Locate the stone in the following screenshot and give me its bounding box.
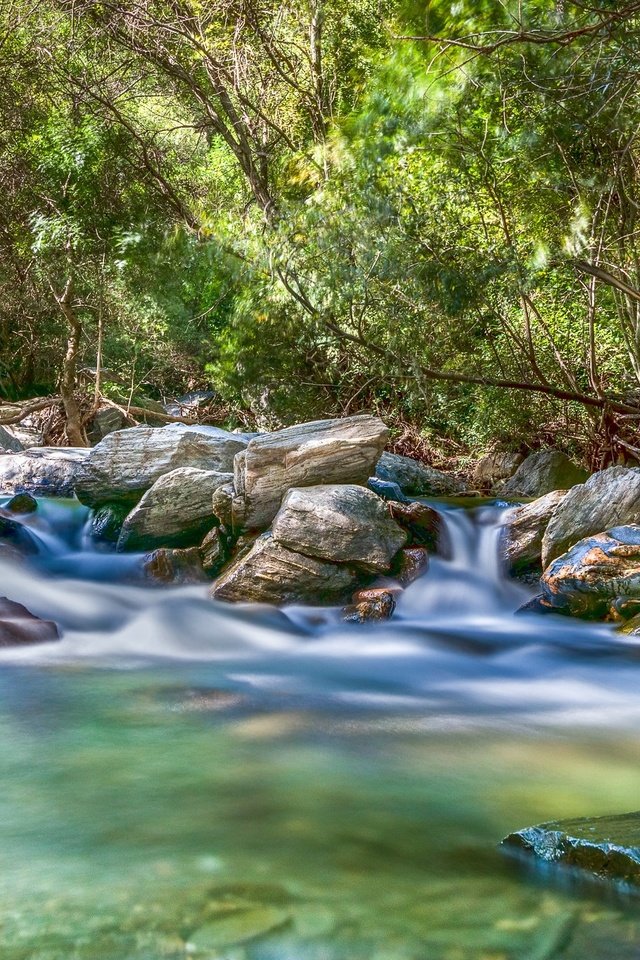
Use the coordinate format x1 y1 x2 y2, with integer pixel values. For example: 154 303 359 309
271 485 407 573
367 476 410 502
117 468 232 552
393 546 429 585
375 451 464 497
540 525 640 618
501 490 568 575
89 503 130 543
0 425 24 453
188 906 290 951
542 466 640 568
472 450 524 488
232 416 389 531
0 512 40 555
4 492 37 514
86 406 126 444
388 501 442 552
344 588 397 623
200 526 228 576
502 811 640 888
75 424 248 508
211 534 360 605
501 450 588 499
212 481 235 529
0 447 89 497
143 547 209 584
0 597 59 646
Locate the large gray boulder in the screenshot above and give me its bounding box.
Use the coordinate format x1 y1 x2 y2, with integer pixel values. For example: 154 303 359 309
232 416 388 531
211 534 360 605
501 489 568 575
0 447 89 497
0 426 24 453
75 424 248 507
542 466 640 567
472 450 523 488
271 485 407 573
117 468 232 552
374 452 463 497
501 450 587 499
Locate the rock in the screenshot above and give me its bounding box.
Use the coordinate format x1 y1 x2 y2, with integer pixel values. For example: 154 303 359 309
0 512 40 555
86 406 126 444
502 811 640 888
271 485 407 573
89 503 130 543
344 588 397 623
375 451 464 497
200 526 228 576
542 466 640 567
388 501 442 552
211 534 360 605
540 525 640 618
393 546 429 585
501 490 568 575
117 468 232 552
232 415 388 531
212 481 235 529
472 450 524 488
0 597 59 646
143 547 209 584
0 425 24 453
188 906 290 951
501 450 588 499
0 447 89 497
163 390 216 416
75 424 248 507
367 476 410 502
4 492 37 514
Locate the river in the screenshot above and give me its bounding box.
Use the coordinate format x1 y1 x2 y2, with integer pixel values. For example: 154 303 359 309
1 497 640 959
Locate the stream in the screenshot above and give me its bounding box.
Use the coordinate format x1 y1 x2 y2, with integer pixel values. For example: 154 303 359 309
2 497 640 959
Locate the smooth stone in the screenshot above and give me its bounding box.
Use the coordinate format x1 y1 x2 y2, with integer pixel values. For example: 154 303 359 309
502 811 640 888
211 534 360 605
89 503 130 543
501 450 588 499
473 450 523 488
501 490 568 575
542 467 640 567
4 492 37 514
387 500 442 552
393 546 429 585
0 425 25 453
271 484 407 573
188 906 290 950
232 416 389 531
375 451 464 496
143 547 209 584
117 468 232 552
0 447 89 497
0 597 59 646
0 511 40 555
200 526 228 576
75 424 248 507
343 588 397 623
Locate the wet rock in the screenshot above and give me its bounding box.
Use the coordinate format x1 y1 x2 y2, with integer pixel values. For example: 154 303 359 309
501 450 588 499
143 547 209 584
502 811 640 888
211 534 360 605
117 468 232 552
4 492 37 514
388 501 442 552
0 425 24 453
0 511 40 555
0 597 58 646
472 450 524 488
75 424 248 508
86 406 126 444
393 546 429 585
232 416 388 532
271 485 407 573
212 481 235 529
89 502 130 544
344 588 397 623
541 525 640 618
542 467 640 567
375 451 463 497
501 490 568 575
200 526 228 576
0 447 89 497
188 906 290 951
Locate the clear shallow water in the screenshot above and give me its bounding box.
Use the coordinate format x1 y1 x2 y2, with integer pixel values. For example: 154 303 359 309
2 497 640 959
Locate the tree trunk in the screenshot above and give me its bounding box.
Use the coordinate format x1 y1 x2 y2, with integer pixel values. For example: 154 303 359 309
55 277 87 447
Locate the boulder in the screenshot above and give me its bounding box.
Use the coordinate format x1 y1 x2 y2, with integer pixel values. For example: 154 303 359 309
5 492 37 514
0 447 89 497
232 416 388 531
86 406 126 444
0 511 40 556
117 468 232 552
75 424 248 508
199 526 228 576
502 811 640 888
344 588 397 623
143 547 209 584
541 525 640 618
388 500 443 553
501 450 588 499
0 597 59 646
212 481 234 529
472 450 524 488
501 490 568 575
542 466 640 568
0 426 24 453
375 451 463 497
211 534 360 605
89 503 130 544
271 485 407 573
393 546 429 585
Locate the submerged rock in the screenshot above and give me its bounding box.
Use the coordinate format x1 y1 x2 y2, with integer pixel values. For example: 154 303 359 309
0 597 58 646
501 450 587 499
271 484 407 573
0 510 40 555
117 467 232 552
541 525 640 618
232 415 388 532
143 547 209 584
188 905 290 950
501 489 568 575
0 447 89 497
375 451 463 497
344 587 397 623
502 811 640 888
542 467 640 567
211 534 360 605
75 424 248 508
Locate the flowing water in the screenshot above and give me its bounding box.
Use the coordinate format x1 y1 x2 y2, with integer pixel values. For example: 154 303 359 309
2 497 640 959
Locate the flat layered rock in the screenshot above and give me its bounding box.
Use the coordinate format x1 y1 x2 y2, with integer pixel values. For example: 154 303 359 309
271 484 407 573
501 450 588 499
542 467 640 567
0 447 89 497
375 451 463 497
501 490 568 575
232 416 388 531
75 424 248 507
211 534 360 605
502 811 640 888
0 597 59 646
117 468 232 552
